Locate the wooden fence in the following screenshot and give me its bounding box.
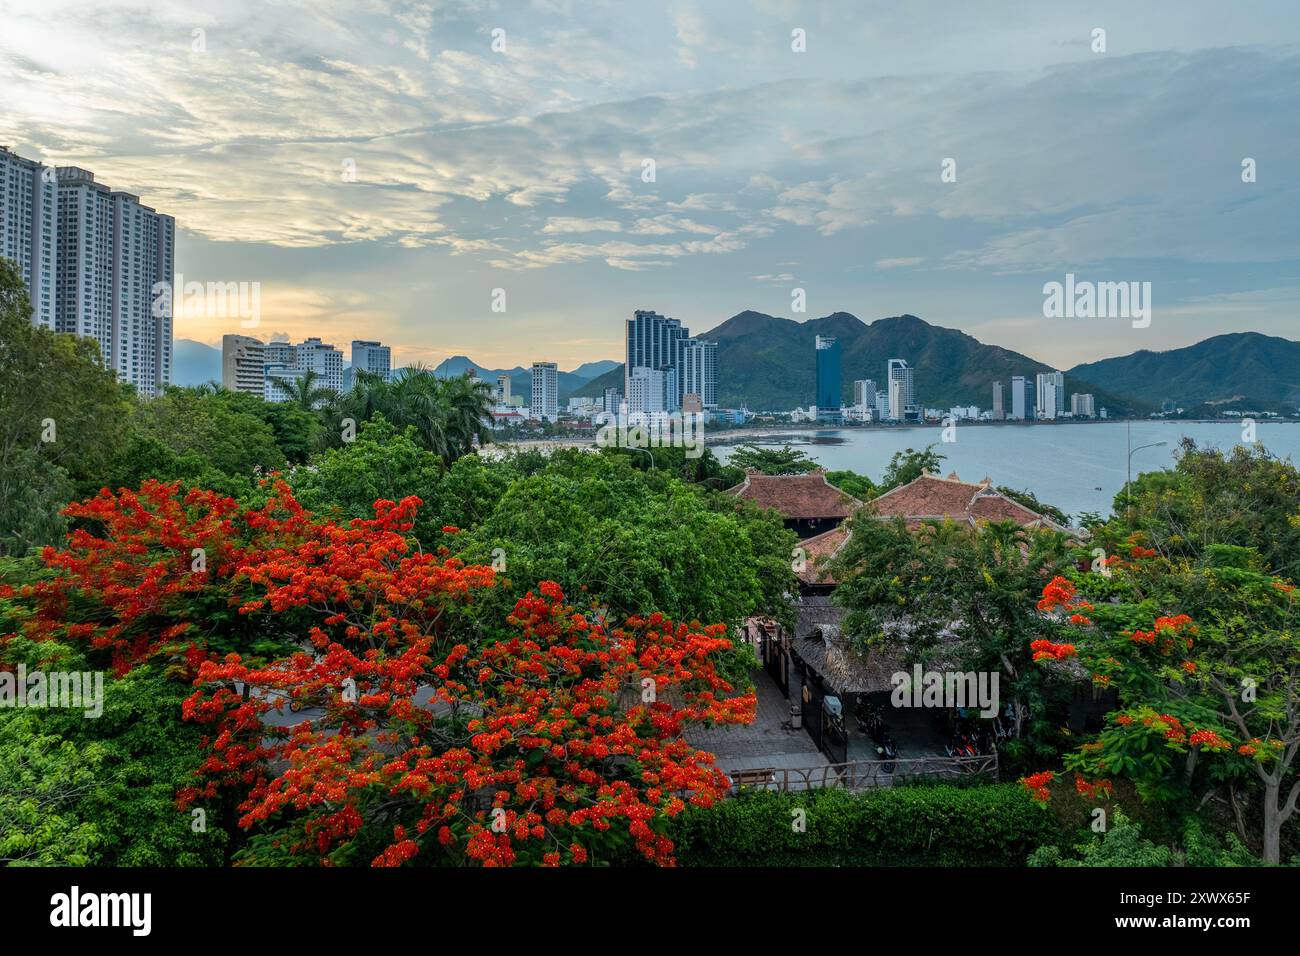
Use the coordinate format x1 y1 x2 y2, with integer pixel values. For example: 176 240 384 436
727 752 999 793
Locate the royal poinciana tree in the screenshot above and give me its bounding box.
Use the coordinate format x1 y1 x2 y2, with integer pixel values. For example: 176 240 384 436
8 480 755 866
1024 541 1300 864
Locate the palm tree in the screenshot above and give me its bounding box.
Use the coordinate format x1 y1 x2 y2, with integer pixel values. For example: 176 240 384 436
274 369 335 412
338 366 492 467
440 374 494 461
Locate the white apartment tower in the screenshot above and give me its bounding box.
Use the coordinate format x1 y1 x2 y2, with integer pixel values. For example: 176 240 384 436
531 361 558 421
681 338 718 409
627 366 667 415
294 337 344 393
222 334 266 395
887 359 916 421
0 146 58 329
1036 371 1065 420
56 165 175 396
351 340 392 382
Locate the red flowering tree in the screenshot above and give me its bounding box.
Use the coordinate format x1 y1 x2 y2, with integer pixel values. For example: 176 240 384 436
10 480 755 866
1022 543 1300 863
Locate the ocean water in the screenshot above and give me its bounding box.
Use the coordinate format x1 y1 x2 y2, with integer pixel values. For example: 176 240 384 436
713 421 1300 520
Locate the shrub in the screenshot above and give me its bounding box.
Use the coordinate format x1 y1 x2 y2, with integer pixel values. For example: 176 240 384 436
672 783 1058 867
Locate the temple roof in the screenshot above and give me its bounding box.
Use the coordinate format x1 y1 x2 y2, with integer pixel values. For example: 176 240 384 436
727 469 862 520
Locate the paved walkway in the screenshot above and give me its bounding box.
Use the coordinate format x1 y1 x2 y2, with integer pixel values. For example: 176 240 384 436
685 668 828 773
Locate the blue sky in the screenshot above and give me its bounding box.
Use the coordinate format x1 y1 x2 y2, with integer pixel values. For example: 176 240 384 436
2 0 1297 370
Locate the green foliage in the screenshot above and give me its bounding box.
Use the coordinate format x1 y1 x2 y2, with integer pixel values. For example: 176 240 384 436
1102 441 1300 582
599 445 744 489
450 450 797 636
0 258 131 555
672 784 1058 866
878 444 945 491
1029 810 1259 867
0 712 106 865
727 443 820 475
996 485 1070 527
824 469 875 500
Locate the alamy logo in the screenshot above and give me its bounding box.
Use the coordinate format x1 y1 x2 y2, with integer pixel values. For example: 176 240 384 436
0 664 103 718
890 665 1000 718
595 406 705 459
50 886 151 936
1043 273 1151 328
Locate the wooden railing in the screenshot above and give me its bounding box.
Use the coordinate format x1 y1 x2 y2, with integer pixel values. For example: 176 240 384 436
727 753 998 793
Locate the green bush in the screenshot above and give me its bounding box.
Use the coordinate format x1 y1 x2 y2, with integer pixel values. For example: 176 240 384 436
671 784 1058 867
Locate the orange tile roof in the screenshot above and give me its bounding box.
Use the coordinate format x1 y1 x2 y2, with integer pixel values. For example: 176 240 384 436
869 473 1069 532
727 469 862 520
796 525 851 584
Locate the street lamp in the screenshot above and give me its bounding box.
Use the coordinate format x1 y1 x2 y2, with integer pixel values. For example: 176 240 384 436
1125 420 1167 509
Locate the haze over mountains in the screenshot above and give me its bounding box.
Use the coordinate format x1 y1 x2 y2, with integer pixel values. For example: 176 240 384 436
176 315 1300 415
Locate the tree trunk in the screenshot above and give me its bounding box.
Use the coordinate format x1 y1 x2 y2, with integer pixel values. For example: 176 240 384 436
1263 780 1282 866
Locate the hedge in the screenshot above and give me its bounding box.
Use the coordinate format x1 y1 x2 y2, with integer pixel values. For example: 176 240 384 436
670 783 1058 867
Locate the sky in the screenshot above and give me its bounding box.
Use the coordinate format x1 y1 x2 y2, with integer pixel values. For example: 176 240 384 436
2 0 1298 371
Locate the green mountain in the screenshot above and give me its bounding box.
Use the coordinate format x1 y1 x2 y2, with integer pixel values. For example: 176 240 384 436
1065 332 1300 410
697 311 1133 412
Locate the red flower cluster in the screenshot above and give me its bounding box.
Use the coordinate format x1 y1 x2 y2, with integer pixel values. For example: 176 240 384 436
1020 770 1055 804
1073 773 1113 800
1030 639 1077 662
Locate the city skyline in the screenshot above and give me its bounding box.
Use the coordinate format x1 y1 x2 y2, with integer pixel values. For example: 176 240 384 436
3 1 1299 371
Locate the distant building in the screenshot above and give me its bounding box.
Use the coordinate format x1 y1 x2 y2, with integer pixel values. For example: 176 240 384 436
264 340 296 366
294 337 344 393
887 359 918 421
222 334 266 395
602 386 622 414
625 309 690 410
626 366 666 415
496 374 512 404
264 363 305 403
853 378 876 407
351 340 391 383
682 393 704 414
1071 393 1096 418
1036 372 1065 420
0 146 58 329
1010 375 1028 420
991 381 1005 420
681 338 719 408
815 335 842 424
531 361 558 421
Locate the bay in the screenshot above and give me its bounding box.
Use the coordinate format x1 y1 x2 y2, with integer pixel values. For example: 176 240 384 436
713 420 1300 521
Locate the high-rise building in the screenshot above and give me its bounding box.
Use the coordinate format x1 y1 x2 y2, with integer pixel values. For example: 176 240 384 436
531 361 558 421
294 337 344 393
602 386 623 415
854 379 876 408
625 309 690 410
815 335 842 423
991 381 1005 420
351 340 391 382
0 146 58 329
681 338 718 408
875 389 889 421
1036 371 1065 420
264 340 295 366
222 334 266 395
1011 375 1027 419
497 374 512 404
264 363 305 403
53 164 175 395
1071 393 1096 418
887 359 917 421
626 366 666 415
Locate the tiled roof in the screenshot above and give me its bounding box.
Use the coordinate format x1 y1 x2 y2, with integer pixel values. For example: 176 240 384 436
869 472 1070 532
727 469 862 520
796 525 850 585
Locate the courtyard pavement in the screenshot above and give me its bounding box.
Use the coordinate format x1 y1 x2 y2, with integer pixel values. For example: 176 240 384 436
685 667 829 774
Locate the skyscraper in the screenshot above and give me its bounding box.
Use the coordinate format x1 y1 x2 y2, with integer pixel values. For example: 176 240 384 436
815 335 842 423
0 146 58 329
625 309 690 411
681 338 718 409
222 334 266 395
626 366 666 415
56 165 175 396
1011 375 1027 419
1036 371 1065 420
991 381 1005 420
351 340 392 382
854 379 877 408
887 358 917 421
531 361 558 421
1071 393 1096 417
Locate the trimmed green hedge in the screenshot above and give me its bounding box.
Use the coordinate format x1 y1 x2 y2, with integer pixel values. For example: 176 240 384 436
671 783 1058 867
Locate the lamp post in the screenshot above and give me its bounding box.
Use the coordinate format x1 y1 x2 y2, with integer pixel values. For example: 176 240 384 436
1125 420 1167 509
